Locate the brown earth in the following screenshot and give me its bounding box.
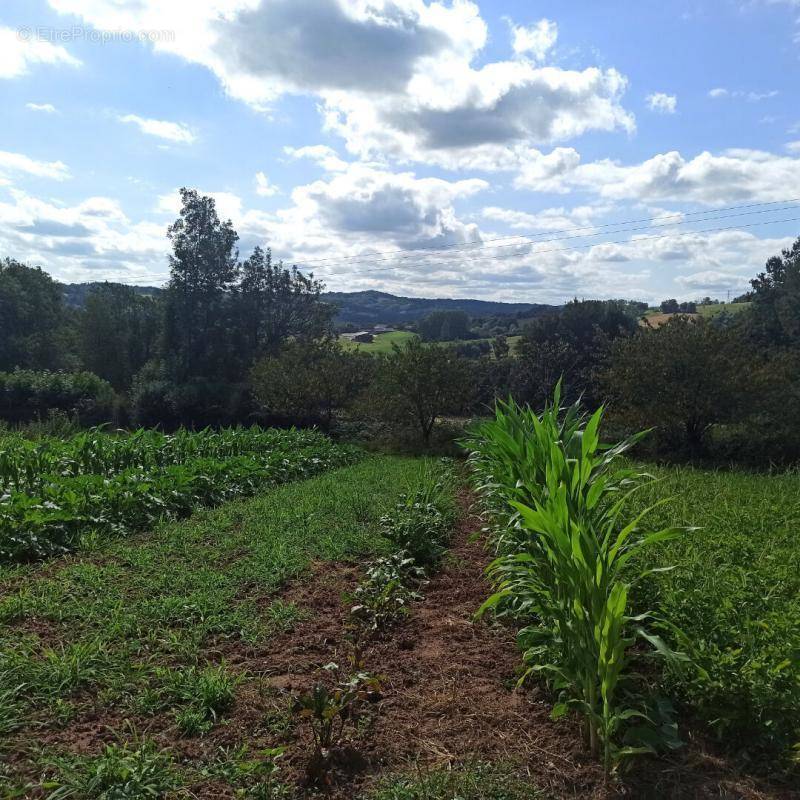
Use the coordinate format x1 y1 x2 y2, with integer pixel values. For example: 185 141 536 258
8 492 799 800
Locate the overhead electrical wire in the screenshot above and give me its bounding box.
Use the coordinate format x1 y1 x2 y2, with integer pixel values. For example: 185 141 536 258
307 214 800 278
289 197 800 272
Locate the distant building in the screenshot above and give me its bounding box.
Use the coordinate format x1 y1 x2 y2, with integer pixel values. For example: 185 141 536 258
372 324 395 333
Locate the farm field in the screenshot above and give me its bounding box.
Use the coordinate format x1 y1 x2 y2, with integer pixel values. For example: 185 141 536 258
339 330 418 353
0 425 798 798
339 330 523 355
629 464 800 764
0 427 356 562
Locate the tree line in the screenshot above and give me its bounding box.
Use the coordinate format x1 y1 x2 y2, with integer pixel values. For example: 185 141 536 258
1 187 799 464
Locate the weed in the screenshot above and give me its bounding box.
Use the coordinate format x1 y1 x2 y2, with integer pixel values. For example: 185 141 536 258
44 739 178 799
350 552 426 633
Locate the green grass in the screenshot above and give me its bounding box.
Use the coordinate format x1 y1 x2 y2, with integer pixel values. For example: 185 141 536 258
340 331 523 357
0 455 436 796
628 463 800 764
366 764 546 799
695 302 751 318
340 330 418 353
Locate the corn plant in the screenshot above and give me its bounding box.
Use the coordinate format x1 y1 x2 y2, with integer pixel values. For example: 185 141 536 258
466 383 691 774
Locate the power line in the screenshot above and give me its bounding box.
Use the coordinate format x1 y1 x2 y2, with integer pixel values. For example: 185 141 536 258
311 215 800 279
290 197 800 270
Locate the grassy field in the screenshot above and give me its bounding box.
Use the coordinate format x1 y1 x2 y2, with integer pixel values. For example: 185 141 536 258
339 331 523 356
629 463 800 763
339 330 418 353
696 301 751 318
0 456 434 797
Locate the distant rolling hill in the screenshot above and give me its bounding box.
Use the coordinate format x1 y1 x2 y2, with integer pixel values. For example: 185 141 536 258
321 290 554 326
61 283 555 324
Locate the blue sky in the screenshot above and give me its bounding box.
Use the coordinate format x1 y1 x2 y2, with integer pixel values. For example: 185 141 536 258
1 0 799 303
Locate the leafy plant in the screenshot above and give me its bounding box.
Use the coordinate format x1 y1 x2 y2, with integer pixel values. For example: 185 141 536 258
379 463 456 568
350 552 426 633
466 383 691 773
44 739 178 799
291 666 381 783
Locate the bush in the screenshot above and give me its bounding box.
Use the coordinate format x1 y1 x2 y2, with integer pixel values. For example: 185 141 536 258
131 365 252 428
379 464 456 568
0 370 114 425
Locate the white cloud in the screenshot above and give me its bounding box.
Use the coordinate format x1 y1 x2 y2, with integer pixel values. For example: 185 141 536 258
0 150 71 181
284 145 349 173
254 171 279 197
118 114 196 144
509 18 558 61
708 86 778 101
515 147 800 204
156 189 243 222
482 204 606 231
0 188 168 284
49 0 634 170
646 92 677 114
26 102 58 113
0 25 81 79
786 140 800 153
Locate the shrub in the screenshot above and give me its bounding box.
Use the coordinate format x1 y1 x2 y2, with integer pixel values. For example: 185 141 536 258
0 370 114 425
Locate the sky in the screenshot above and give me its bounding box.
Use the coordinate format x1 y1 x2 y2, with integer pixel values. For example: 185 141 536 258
1 0 799 304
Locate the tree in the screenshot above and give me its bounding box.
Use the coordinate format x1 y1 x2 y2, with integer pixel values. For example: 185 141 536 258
516 300 637 406
747 235 800 347
602 317 744 454
238 245 333 363
0 259 67 371
417 310 472 342
79 283 160 389
491 335 510 359
370 338 471 445
250 338 371 430
162 188 240 381
660 298 680 313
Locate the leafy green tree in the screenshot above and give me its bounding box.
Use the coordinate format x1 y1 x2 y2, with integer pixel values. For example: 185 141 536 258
417 310 472 342
370 338 471 445
602 317 744 454
239 245 332 362
162 188 240 381
250 338 371 430
79 283 160 389
747 235 800 346
0 259 67 371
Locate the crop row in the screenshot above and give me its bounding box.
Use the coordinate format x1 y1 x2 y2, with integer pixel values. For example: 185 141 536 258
0 428 358 562
465 386 689 774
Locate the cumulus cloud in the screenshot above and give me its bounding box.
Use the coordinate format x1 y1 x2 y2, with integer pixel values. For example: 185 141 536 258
118 114 196 144
48 0 634 170
0 150 71 181
26 102 58 113
0 188 167 283
509 18 558 61
515 147 800 204
481 204 606 231
0 26 81 79
254 171 280 196
646 92 677 114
